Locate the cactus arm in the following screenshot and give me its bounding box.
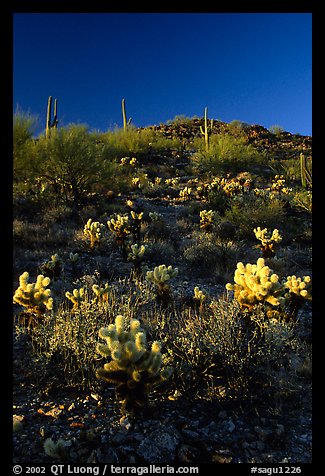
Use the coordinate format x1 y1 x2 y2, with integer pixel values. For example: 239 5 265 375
46 96 59 138
122 98 132 130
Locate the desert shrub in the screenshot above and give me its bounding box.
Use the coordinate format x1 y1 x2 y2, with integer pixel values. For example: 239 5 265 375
100 126 182 161
21 274 150 391
32 125 102 211
183 231 243 281
269 124 285 136
224 193 286 238
192 132 265 174
13 109 40 182
145 296 311 403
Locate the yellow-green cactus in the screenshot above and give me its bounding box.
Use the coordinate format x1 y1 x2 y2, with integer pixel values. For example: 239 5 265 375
253 227 282 258
179 187 192 201
69 252 79 263
107 214 131 239
284 275 312 301
128 243 147 262
225 258 285 310
65 287 86 309
193 286 208 309
13 272 53 315
83 218 105 249
96 315 173 415
199 209 216 231
40 253 63 278
146 264 178 295
92 283 110 303
149 211 163 222
283 274 312 318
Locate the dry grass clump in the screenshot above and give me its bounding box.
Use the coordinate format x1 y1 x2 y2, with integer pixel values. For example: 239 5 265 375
183 230 243 282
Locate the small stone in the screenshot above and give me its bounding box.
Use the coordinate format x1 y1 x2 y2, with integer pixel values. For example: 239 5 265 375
137 427 180 463
218 410 227 420
226 419 235 433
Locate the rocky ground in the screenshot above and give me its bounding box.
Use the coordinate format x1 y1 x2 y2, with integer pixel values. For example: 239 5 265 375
13 342 312 465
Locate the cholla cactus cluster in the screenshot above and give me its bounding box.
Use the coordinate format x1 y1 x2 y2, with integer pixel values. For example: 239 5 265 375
120 157 137 167
13 272 54 315
211 175 252 197
83 219 105 249
107 214 131 239
128 244 147 263
254 227 282 258
40 253 63 278
165 177 180 186
96 315 173 414
44 437 68 460
226 258 312 317
149 211 163 222
226 258 285 310
179 187 192 200
92 283 110 303
65 287 86 309
146 264 178 298
284 275 312 301
199 209 216 231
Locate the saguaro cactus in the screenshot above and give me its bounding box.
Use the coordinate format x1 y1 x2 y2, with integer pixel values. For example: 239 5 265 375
46 96 58 138
122 98 132 130
200 106 214 152
300 153 312 188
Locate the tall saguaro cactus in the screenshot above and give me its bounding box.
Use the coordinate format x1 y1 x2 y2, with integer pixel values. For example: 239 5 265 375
46 96 58 138
200 106 214 152
122 98 132 130
300 153 312 188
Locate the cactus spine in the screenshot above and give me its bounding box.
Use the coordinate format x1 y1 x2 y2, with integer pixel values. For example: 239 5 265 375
200 106 214 152
300 153 312 188
122 98 132 130
46 96 58 138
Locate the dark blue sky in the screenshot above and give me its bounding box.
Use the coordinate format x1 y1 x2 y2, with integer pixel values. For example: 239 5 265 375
13 12 312 136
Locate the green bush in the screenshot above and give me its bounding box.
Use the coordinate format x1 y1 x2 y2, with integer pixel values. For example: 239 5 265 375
224 193 286 238
33 125 102 210
13 110 40 182
100 126 183 161
192 132 265 174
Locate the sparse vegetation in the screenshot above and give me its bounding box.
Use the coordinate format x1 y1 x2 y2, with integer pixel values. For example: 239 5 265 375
13 111 312 464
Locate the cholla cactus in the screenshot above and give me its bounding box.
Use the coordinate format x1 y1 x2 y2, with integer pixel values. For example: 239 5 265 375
284 275 312 317
199 209 216 231
146 265 178 301
83 219 105 250
225 258 285 310
120 156 137 167
107 214 131 239
96 315 173 415
130 211 143 243
40 253 63 279
193 286 208 309
65 287 86 310
128 244 146 263
107 214 132 259
13 272 54 316
284 275 312 300
44 437 68 460
165 177 180 186
92 283 110 303
179 187 192 201
149 211 163 222
253 227 282 258
132 177 141 188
